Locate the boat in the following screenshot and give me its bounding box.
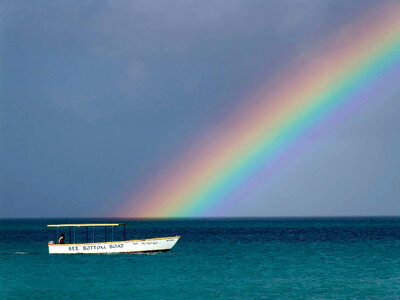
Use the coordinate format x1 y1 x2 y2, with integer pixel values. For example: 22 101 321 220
47 223 180 254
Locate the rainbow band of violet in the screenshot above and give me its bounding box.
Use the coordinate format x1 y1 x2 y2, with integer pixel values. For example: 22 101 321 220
118 3 400 218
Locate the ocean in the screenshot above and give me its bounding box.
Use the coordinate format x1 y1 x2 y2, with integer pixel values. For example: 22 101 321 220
1 217 399 299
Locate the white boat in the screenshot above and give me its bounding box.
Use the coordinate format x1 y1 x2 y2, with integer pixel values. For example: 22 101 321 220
47 223 180 254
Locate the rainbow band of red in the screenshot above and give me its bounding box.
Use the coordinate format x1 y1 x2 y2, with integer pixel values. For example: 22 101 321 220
118 3 400 218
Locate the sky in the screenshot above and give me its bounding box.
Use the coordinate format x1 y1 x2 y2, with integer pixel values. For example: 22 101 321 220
1 0 399 218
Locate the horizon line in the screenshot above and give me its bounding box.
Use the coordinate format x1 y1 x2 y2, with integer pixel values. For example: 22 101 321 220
1 215 400 220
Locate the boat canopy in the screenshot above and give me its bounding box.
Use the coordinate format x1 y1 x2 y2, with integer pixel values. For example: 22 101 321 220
47 224 122 227
47 223 128 245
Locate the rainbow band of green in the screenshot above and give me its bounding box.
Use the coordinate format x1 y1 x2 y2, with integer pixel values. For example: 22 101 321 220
177 31 400 216
117 5 400 218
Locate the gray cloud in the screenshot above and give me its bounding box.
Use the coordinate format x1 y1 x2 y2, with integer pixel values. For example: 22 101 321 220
2 0 364 120
2 0 399 217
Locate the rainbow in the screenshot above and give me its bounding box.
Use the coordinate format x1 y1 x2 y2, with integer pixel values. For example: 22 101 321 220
118 3 400 218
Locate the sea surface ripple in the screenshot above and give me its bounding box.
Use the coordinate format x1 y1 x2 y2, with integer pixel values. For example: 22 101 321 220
1 217 400 299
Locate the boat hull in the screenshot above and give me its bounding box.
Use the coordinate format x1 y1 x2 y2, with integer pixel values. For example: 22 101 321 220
48 236 180 254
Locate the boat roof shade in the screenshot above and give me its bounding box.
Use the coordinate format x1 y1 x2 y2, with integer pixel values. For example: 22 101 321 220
47 224 124 227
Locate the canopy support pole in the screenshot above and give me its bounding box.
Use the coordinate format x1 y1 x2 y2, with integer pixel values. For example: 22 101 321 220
111 226 114 241
93 227 95 243
73 227 76 244
124 224 126 241
69 227 71 244
105 226 107 242
86 227 88 243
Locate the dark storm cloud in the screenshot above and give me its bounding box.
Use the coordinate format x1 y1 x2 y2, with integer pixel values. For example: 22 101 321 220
1 0 399 217
2 0 366 120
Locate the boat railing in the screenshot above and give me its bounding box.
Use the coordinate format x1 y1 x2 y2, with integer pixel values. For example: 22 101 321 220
47 223 127 245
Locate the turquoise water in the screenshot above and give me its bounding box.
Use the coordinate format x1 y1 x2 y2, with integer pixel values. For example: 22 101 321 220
1 218 400 299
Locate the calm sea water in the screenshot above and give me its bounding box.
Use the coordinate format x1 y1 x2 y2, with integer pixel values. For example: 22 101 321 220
1 218 400 299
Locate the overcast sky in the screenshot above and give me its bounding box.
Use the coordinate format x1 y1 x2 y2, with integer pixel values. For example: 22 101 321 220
1 0 399 218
